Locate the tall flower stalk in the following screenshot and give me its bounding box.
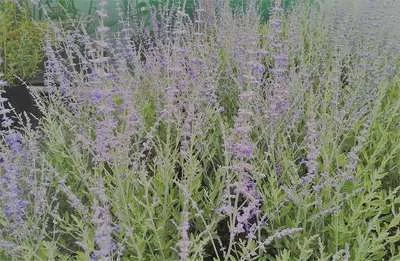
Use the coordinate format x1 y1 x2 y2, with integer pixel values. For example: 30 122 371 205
178 189 190 261
301 94 320 185
91 178 114 260
221 90 262 256
268 0 290 124
0 89 28 233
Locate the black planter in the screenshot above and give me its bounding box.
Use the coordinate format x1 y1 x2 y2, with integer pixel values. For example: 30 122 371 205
0 85 42 130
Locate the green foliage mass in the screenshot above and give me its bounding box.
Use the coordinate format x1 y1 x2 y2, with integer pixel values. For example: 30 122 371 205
0 1 45 84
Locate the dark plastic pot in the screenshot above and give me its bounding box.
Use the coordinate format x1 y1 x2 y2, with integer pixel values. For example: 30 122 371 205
0 85 42 130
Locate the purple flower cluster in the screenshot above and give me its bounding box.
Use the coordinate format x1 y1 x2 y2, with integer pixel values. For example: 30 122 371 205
93 117 118 163
232 33 266 89
301 101 320 185
91 179 114 260
4 131 24 154
0 139 28 230
178 209 190 261
268 1 290 123
225 91 255 161
232 176 262 239
0 86 28 229
90 85 141 165
0 154 28 226
226 109 255 161
180 102 195 159
222 91 262 240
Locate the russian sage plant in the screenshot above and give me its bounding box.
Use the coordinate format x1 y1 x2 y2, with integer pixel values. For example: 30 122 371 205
1 0 400 260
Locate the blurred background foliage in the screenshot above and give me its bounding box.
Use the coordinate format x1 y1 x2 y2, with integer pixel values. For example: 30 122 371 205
0 1 46 84
0 0 298 85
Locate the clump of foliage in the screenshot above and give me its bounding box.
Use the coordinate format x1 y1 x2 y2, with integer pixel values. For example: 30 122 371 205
1 0 400 260
0 1 46 84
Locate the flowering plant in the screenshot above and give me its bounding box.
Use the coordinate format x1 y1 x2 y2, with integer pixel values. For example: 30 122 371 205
1 0 400 260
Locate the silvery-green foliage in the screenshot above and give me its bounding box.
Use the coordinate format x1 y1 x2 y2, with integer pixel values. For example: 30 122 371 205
1 0 400 260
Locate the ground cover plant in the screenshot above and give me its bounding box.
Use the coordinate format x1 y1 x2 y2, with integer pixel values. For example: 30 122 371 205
1 0 400 260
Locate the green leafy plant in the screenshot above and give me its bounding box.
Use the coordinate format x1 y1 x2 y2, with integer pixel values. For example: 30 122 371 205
0 1 46 84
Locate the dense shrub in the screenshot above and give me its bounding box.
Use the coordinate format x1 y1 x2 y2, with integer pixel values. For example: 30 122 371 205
1 0 400 260
0 1 45 84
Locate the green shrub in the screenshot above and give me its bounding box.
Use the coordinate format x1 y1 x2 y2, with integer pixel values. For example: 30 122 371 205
0 1 46 84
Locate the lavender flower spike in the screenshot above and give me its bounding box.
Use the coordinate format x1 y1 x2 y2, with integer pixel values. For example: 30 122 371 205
178 209 190 261
91 179 114 260
0 131 27 229
268 0 290 124
221 90 263 241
